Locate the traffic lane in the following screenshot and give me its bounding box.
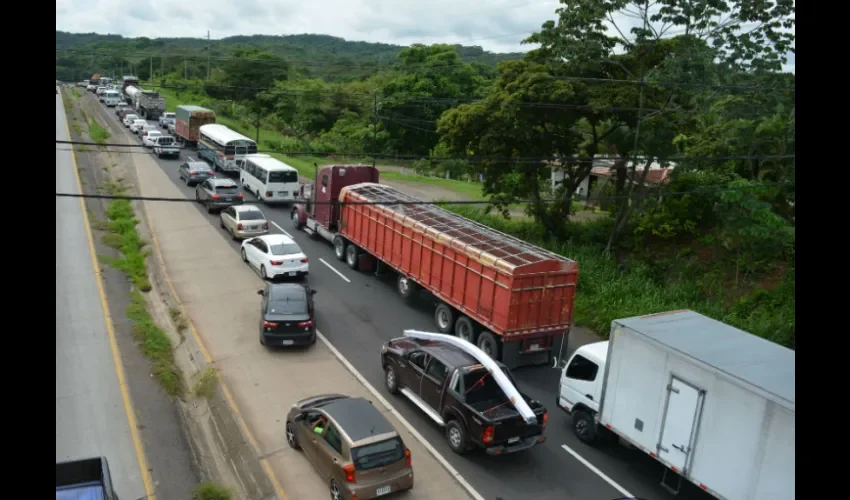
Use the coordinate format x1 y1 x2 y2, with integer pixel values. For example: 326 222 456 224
98 101 710 500
56 96 147 500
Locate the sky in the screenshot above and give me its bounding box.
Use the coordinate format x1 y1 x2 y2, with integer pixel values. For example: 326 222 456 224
55 0 795 72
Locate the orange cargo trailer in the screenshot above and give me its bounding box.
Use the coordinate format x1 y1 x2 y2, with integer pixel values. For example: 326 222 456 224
338 183 578 369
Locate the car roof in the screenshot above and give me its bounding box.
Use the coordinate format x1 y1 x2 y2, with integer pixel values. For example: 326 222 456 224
258 233 294 245
402 338 505 370
320 397 396 444
185 161 209 168
233 204 263 212
210 177 237 185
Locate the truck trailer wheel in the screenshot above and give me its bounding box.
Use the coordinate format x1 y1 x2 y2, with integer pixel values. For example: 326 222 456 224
434 303 455 334
397 275 418 302
345 244 360 270
454 316 478 343
333 236 347 261
476 331 501 360
572 411 598 444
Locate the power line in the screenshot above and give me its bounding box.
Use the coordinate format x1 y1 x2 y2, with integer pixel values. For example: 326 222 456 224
54 141 796 164
56 181 793 206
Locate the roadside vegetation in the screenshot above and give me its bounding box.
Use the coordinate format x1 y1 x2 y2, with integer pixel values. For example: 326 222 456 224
57 0 794 346
192 482 232 500
88 119 110 144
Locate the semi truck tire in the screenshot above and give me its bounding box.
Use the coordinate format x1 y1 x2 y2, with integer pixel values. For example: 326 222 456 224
345 244 360 270
476 331 501 359
434 303 455 334
291 209 304 229
397 275 418 302
572 410 598 444
333 236 346 261
454 317 478 343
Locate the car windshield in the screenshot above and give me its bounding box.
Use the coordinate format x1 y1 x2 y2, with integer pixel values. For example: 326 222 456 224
148 131 161 136
158 137 174 145
189 165 209 172
214 185 239 193
351 437 405 471
268 293 307 315
239 210 264 221
269 242 301 256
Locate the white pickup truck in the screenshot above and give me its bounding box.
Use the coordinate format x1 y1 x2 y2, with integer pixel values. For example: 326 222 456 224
152 135 180 159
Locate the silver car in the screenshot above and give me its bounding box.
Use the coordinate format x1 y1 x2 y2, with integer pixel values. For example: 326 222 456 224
219 205 269 240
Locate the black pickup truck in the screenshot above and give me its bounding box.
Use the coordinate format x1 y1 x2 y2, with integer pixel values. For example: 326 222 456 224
56 456 118 499
381 337 548 455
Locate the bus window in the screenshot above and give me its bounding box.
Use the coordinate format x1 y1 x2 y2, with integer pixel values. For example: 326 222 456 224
269 170 298 183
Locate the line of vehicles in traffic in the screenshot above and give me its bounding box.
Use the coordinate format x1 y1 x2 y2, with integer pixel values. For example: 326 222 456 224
78 85 795 500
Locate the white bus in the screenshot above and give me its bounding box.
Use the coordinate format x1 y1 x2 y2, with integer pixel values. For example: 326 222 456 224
102 90 122 107
240 155 300 204
197 124 258 173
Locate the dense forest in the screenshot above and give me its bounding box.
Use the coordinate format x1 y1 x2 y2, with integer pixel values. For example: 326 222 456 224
56 0 795 347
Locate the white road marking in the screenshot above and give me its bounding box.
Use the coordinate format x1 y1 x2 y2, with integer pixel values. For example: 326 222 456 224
315 329 486 500
561 444 634 498
318 258 351 283
269 220 292 238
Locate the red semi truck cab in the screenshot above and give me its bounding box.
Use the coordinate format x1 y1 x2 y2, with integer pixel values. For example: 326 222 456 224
291 165 578 369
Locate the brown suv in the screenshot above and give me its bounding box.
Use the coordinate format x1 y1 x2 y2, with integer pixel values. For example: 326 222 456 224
286 394 414 500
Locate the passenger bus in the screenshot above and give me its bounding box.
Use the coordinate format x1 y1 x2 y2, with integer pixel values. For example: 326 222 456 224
197 124 258 173
240 155 300 204
102 90 122 107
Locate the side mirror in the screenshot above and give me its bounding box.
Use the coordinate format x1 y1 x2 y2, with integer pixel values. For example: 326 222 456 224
310 290 317 296
257 290 264 296
293 413 305 422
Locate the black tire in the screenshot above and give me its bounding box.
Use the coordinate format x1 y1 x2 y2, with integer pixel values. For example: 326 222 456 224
241 248 248 262
206 202 213 214
573 410 598 444
397 275 418 302
333 235 346 261
476 331 501 360
260 265 268 280
291 209 304 229
455 316 478 344
219 218 225 229
434 303 455 334
445 420 469 455
329 480 343 500
195 190 200 202
345 244 360 270
385 366 400 394
285 421 300 450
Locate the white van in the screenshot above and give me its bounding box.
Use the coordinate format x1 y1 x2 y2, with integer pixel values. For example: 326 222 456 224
102 90 122 107
240 155 300 204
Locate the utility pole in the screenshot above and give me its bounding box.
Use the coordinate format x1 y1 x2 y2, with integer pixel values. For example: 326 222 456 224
206 31 211 80
372 90 379 168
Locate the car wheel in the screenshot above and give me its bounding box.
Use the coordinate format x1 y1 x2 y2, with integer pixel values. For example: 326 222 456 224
206 201 213 214
219 217 225 229
385 366 400 394
230 228 238 241
573 411 598 444
455 316 478 344
195 190 200 202
285 421 300 450
241 248 248 263
260 265 268 280
345 244 360 270
445 420 469 455
329 480 343 500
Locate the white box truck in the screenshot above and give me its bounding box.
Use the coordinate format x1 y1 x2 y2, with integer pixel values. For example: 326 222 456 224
557 310 794 500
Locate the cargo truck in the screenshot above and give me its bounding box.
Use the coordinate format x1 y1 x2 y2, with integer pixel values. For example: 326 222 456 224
175 105 216 146
291 165 578 369
56 456 118 499
557 310 795 500
121 76 139 94
124 85 141 109
138 90 166 120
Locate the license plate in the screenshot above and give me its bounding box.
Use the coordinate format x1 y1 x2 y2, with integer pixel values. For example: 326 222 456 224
376 486 391 496
529 344 540 351
288 271 297 276
508 437 520 444
279 191 288 196
251 225 260 230
280 340 294 346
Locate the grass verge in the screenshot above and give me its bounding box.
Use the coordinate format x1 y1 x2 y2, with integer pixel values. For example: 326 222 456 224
127 291 184 397
192 368 219 400
193 482 232 500
89 120 111 144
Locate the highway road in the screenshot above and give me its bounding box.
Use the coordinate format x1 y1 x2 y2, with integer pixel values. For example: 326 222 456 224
90 95 714 500
56 95 149 500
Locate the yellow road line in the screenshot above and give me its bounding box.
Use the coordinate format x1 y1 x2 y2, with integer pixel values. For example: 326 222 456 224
61 94 156 499
146 204 288 500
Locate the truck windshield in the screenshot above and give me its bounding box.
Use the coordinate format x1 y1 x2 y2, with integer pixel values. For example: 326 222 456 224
351 437 404 471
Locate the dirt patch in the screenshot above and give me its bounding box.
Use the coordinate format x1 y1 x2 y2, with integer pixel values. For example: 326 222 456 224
381 179 471 202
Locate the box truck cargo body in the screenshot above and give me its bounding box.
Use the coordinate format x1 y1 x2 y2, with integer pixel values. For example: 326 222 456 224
292 172 578 369
558 310 794 500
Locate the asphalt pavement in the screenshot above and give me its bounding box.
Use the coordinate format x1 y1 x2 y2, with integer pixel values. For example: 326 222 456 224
56 94 148 500
90 94 714 500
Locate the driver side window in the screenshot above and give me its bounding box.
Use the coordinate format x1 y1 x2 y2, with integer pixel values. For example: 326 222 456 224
408 351 429 371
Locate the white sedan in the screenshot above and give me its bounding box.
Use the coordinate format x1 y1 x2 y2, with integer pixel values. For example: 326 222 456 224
129 120 148 133
240 234 309 280
143 130 163 147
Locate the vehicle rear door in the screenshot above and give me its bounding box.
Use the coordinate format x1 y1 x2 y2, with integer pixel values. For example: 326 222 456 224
315 422 345 480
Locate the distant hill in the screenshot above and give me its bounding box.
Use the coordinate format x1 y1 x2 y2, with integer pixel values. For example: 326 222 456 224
55 31 525 81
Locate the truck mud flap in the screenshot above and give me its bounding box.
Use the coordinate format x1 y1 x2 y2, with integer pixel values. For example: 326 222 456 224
501 333 565 369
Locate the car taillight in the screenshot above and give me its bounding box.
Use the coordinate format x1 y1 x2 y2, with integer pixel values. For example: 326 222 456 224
263 222 269 230
404 449 411 468
343 464 356 483
482 426 495 444
270 260 284 266
211 194 221 200
237 223 243 230
208 171 215 176
300 258 308 263
237 193 243 199
297 320 313 328
542 412 549 427
265 191 272 197
263 320 278 328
